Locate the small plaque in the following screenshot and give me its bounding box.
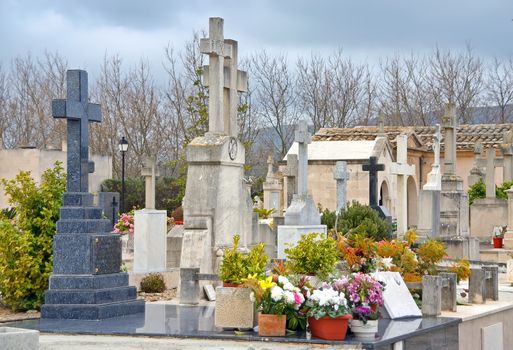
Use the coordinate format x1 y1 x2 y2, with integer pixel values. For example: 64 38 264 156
373 272 422 319
204 285 216 301
91 235 121 275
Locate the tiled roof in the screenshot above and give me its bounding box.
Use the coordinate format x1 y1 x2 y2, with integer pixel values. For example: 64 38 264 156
313 124 513 150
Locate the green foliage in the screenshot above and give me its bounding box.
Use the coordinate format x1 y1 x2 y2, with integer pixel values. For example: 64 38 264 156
468 178 513 205
219 235 268 284
322 201 392 241
284 233 339 280
253 207 276 219
101 176 185 213
140 273 167 293
0 162 66 310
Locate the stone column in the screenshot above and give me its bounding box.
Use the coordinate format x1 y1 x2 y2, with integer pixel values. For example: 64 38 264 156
504 188 513 249
141 157 159 210
485 148 497 199
442 104 457 176
334 161 349 212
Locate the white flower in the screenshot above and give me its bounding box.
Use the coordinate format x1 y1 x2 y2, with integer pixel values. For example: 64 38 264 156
284 290 295 304
382 257 394 269
249 292 255 302
278 276 289 285
283 282 295 291
270 286 284 301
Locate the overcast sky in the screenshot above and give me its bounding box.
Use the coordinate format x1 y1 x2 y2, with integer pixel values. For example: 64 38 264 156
1 0 512 81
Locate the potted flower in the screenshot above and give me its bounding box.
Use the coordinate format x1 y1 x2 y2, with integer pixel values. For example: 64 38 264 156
245 275 305 336
215 235 268 329
114 211 135 252
492 226 506 249
284 233 339 282
333 273 385 339
303 282 352 340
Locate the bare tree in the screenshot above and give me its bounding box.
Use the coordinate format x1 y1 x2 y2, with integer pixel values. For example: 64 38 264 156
251 51 299 157
429 46 484 123
485 57 513 123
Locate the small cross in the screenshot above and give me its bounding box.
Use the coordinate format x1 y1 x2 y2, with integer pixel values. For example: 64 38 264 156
53 70 101 193
295 120 311 145
362 156 385 208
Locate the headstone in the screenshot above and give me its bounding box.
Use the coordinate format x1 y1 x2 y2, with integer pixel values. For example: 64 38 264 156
263 154 283 216
204 285 216 301
134 209 167 273
422 275 441 316
439 104 478 259
141 157 159 210
390 134 415 234
418 125 442 239
98 192 120 229
372 272 422 319
277 120 326 259
334 161 349 212
41 70 144 320
182 17 252 279
282 154 298 207
481 323 504 350
283 120 321 225
362 156 390 220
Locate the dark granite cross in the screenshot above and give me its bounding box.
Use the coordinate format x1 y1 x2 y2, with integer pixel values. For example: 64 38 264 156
362 156 385 207
52 70 101 192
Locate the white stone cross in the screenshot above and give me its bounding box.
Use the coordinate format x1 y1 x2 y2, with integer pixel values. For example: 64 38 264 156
424 124 442 191
442 104 457 175
295 120 311 196
475 147 503 198
201 18 248 137
334 161 349 212
141 157 159 209
200 17 233 135
390 134 415 234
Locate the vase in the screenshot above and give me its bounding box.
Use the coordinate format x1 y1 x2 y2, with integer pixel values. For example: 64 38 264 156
258 313 286 336
308 314 352 340
350 319 378 339
493 237 503 248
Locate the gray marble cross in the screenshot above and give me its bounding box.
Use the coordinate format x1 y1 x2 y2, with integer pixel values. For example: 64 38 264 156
295 120 311 196
362 156 385 208
334 161 349 212
52 70 101 193
201 17 237 135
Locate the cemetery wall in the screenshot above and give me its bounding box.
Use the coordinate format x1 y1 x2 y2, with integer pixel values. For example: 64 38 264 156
0 148 112 208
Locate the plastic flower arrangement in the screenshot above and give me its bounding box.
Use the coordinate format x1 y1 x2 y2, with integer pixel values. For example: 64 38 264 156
303 282 351 320
245 275 306 317
114 211 134 235
333 273 385 324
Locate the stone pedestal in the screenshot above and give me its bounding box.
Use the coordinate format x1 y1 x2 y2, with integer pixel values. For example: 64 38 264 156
277 225 327 259
284 193 321 226
134 209 167 273
41 192 144 320
470 198 507 241
215 287 256 329
417 190 441 240
182 134 252 274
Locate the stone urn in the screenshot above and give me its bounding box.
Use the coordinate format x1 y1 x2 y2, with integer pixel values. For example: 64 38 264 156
215 286 256 329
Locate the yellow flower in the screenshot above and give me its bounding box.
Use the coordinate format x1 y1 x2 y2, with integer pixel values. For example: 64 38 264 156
258 275 275 291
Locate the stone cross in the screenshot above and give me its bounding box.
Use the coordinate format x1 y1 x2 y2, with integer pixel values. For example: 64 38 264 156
441 104 457 176
501 130 513 182
362 156 385 208
201 17 248 137
295 120 311 196
283 154 298 207
334 161 349 212
390 134 415 234
52 70 101 192
141 157 159 209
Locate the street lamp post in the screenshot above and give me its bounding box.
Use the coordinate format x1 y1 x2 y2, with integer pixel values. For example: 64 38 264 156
119 137 128 213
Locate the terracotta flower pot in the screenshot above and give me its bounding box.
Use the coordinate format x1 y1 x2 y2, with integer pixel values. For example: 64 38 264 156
350 319 378 339
258 313 286 336
308 314 352 340
222 282 243 288
493 237 503 249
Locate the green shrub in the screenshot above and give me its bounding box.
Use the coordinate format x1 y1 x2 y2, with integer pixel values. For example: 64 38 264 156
468 178 513 205
322 201 392 241
284 232 339 280
219 235 268 284
140 273 166 293
0 162 66 310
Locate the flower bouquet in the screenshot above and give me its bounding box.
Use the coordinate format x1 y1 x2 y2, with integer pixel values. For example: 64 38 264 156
114 211 134 235
245 275 306 336
334 273 385 339
303 282 352 340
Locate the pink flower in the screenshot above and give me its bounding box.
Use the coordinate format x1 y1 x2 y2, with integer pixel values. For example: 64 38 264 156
294 292 303 305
